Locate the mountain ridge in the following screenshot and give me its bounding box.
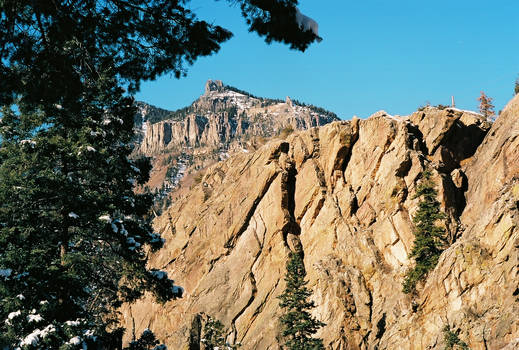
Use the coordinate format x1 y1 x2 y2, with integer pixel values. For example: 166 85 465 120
120 95 519 349
133 80 340 208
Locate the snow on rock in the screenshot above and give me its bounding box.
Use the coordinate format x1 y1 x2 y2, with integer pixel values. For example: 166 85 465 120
448 107 484 117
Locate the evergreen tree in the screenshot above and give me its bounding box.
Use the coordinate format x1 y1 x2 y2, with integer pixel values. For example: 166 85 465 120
515 75 519 95
477 91 496 121
201 316 239 350
0 1 319 348
124 329 165 350
278 252 324 350
403 169 447 294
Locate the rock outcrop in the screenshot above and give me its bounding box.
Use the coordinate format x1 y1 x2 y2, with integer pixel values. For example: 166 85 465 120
138 80 339 156
121 98 519 349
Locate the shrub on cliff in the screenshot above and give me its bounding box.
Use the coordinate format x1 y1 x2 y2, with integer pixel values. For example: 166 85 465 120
477 91 496 121
201 316 240 350
278 252 325 349
403 169 447 294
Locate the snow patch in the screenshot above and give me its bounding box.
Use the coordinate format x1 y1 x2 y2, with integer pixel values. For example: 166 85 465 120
28 314 43 323
68 336 82 345
99 215 111 222
448 107 484 117
69 212 79 219
65 319 81 326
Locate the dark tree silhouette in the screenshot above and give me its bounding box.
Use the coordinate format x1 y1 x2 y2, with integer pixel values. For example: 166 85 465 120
0 1 319 348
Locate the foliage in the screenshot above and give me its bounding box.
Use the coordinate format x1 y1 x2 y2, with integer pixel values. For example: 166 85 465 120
123 329 164 350
134 102 177 127
280 126 295 139
403 169 447 294
194 171 205 185
436 104 450 110
0 0 318 348
477 91 496 121
290 99 338 119
201 316 240 350
515 75 519 95
443 325 469 350
278 252 325 350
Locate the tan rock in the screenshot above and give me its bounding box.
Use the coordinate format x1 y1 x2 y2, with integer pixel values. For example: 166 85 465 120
121 98 519 349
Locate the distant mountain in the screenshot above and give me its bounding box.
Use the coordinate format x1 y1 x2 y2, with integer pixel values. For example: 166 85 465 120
133 80 340 209
136 79 339 155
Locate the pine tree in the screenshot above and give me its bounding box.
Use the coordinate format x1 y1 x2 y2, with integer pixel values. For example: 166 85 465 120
515 75 519 95
477 91 496 121
403 169 447 294
278 252 325 350
124 329 163 350
201 316 240 350
0 1 319 348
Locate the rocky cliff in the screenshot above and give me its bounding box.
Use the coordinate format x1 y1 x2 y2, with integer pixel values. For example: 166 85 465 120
138 80 339 156
121 96 519 349
133 80 339 206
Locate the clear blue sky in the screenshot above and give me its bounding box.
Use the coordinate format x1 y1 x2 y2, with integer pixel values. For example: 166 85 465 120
135 0 519 120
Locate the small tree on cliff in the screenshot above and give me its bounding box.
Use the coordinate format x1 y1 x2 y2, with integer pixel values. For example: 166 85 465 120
403 169 447 294
515 75 519 95
199 316 240 350
278 252 325 350
477 91 496 121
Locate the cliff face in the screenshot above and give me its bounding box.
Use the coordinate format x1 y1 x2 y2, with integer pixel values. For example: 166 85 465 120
121 97 519 349
138 80 338 156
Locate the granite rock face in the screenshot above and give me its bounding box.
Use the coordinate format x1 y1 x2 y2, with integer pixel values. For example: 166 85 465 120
121 98 519 349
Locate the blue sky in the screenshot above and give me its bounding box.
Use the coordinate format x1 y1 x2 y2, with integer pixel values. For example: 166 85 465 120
136 0 519 120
